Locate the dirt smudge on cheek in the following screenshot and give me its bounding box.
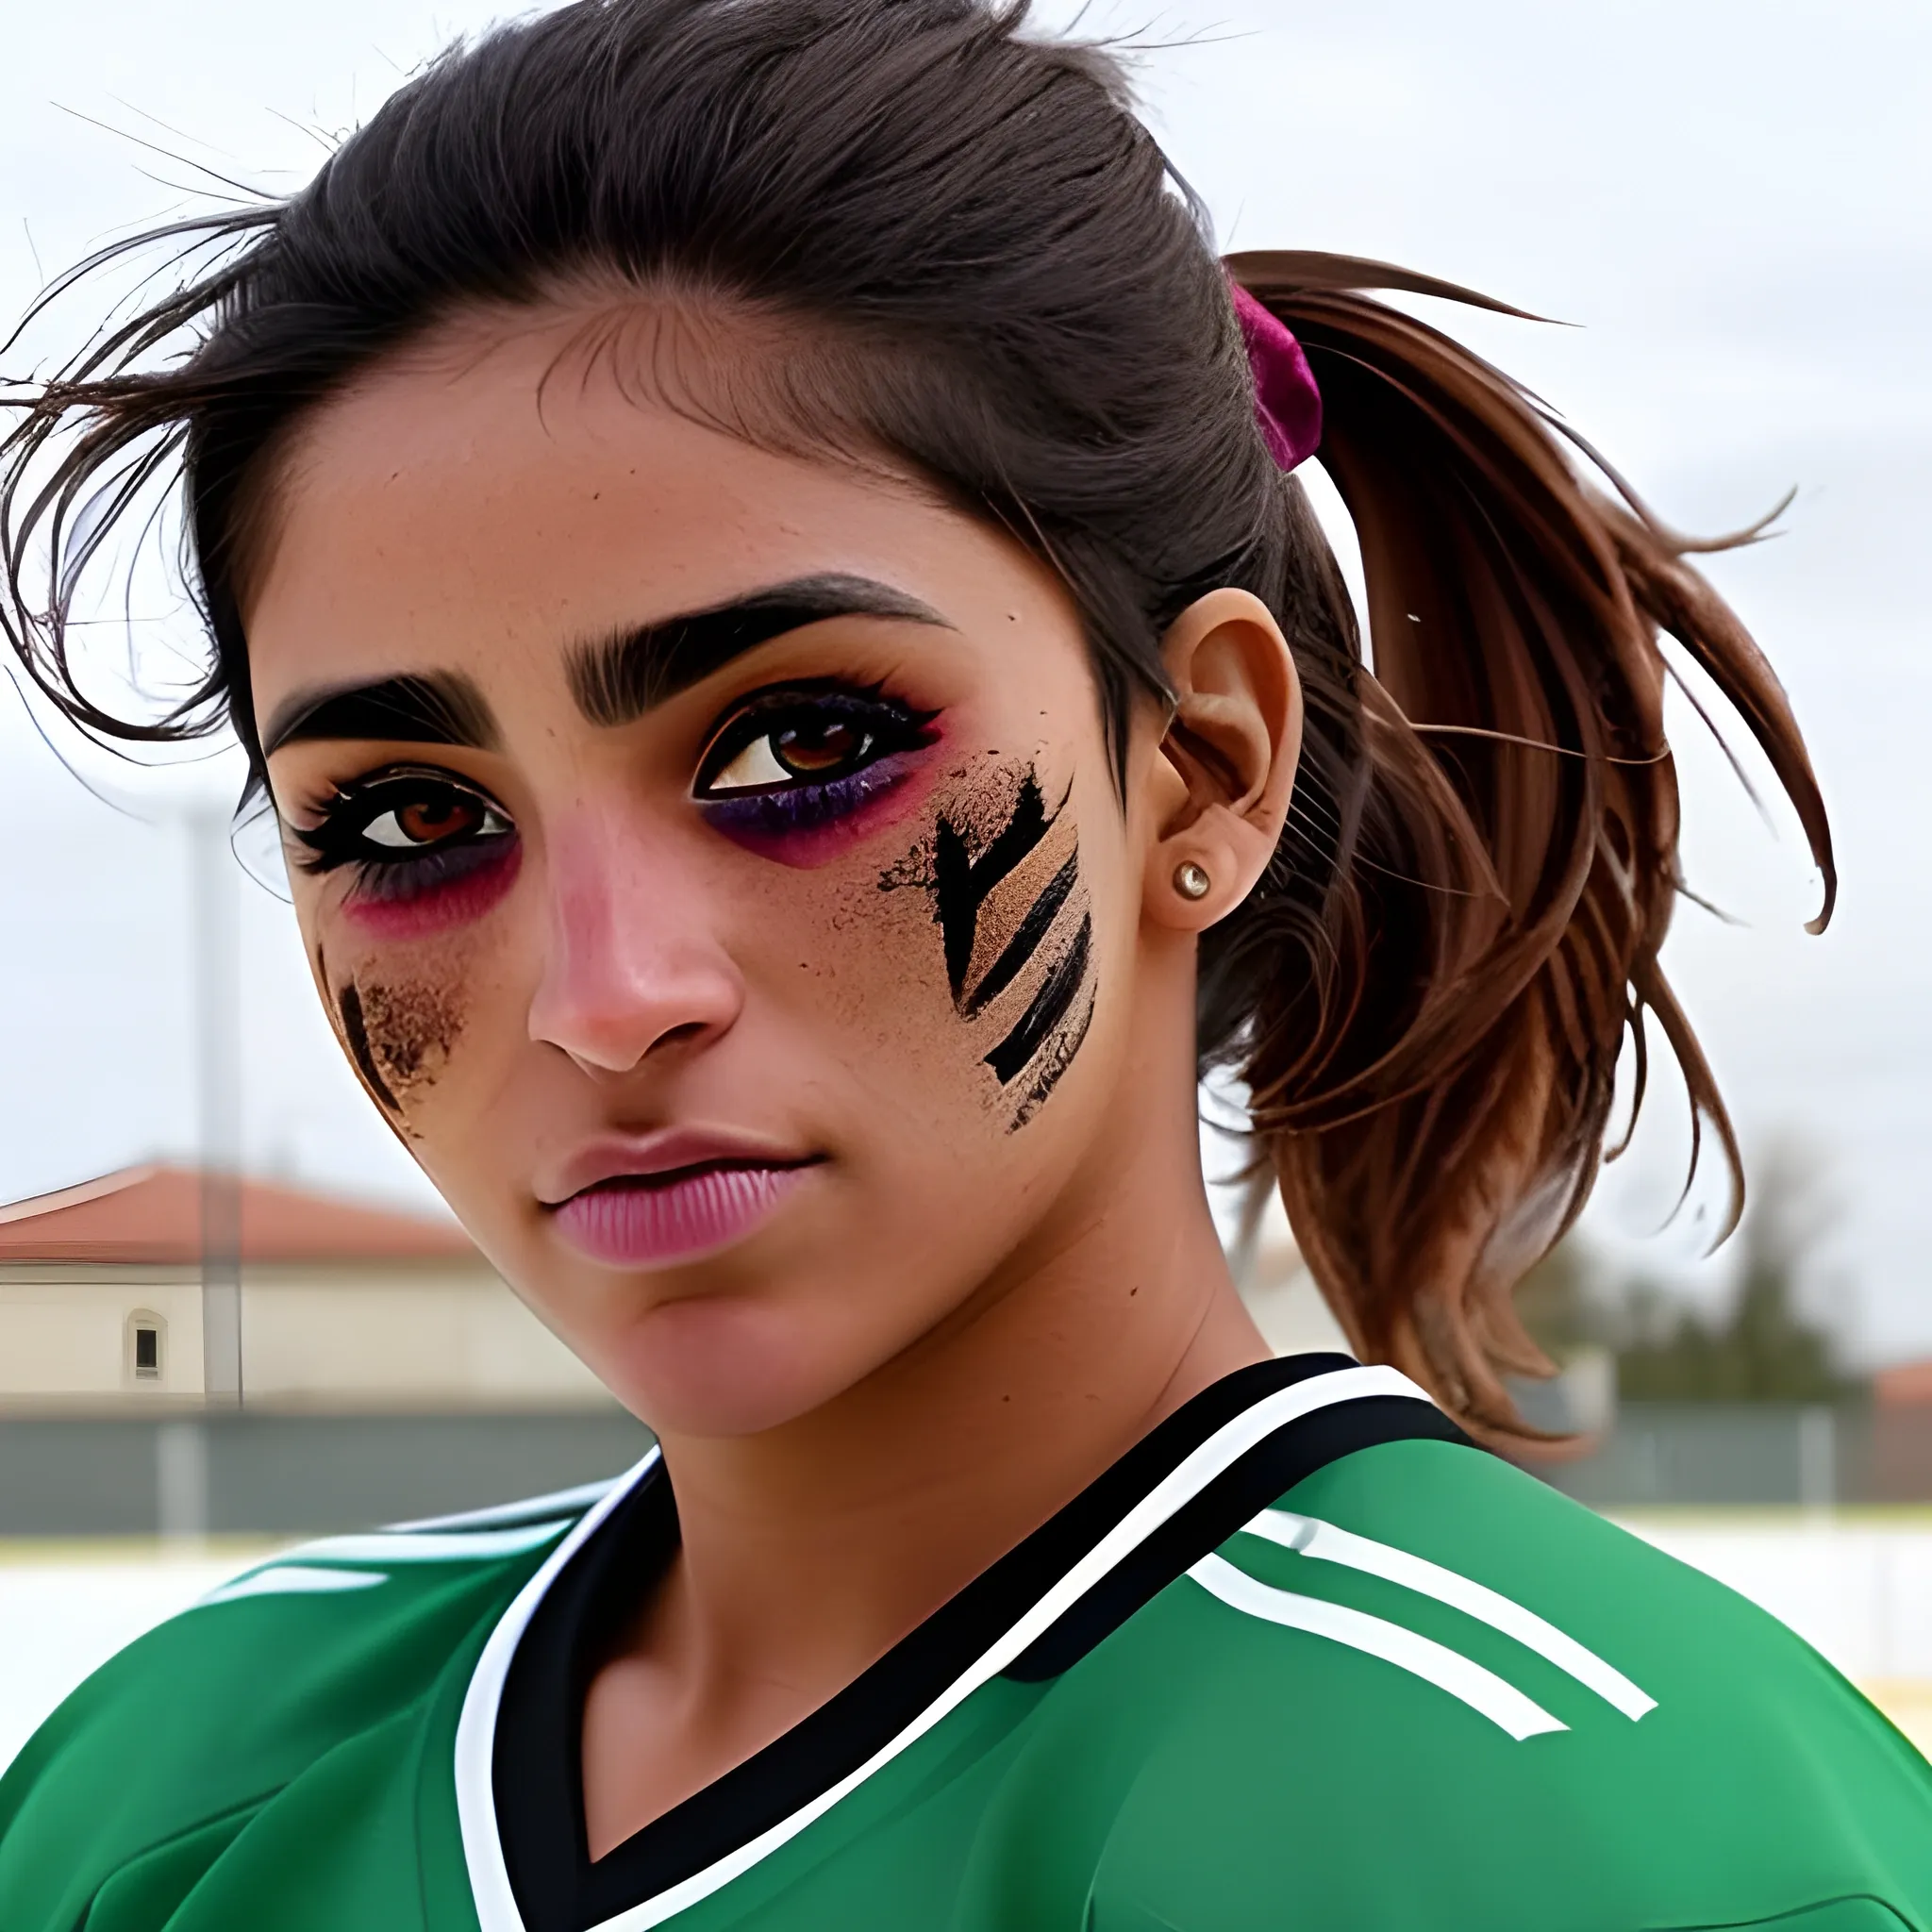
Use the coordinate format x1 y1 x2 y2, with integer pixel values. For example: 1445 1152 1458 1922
336 982 402 1111
350 977 465 1110
314 941 464 1121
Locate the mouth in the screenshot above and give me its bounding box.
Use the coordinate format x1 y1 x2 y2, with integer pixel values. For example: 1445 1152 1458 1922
542 1134 821 1269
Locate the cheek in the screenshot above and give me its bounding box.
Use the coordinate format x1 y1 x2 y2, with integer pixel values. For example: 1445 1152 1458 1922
312 933 486 1128
870 758 1102 1134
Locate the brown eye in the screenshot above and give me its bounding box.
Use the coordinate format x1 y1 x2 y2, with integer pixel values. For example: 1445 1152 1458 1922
395 795 482 843
288 771 516 879
774 719 867 776
359 786 509 851
695 688 937 800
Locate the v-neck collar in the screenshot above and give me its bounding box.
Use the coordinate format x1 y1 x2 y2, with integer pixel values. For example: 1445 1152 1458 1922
456 1354 1464 1932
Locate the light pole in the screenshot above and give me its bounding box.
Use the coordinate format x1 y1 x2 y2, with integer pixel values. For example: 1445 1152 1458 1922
189 804 242 1409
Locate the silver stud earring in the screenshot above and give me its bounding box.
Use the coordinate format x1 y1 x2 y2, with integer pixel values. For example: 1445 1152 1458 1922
1174 860 1211 902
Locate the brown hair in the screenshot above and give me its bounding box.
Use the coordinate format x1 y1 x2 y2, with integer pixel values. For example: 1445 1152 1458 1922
0 0 1831 1442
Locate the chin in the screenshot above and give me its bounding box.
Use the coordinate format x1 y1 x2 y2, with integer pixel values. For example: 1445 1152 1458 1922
605 1291 862 1438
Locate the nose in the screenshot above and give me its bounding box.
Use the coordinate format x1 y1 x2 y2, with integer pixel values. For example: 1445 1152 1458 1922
526 808 745 1076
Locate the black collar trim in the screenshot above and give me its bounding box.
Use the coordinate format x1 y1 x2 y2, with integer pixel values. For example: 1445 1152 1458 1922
471 1356 1467 1932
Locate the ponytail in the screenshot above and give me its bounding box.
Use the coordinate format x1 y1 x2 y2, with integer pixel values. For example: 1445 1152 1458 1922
1212 251 1834 1444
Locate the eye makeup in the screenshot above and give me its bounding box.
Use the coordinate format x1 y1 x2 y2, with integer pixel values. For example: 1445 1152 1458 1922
693 681 941 861
287 765 521 934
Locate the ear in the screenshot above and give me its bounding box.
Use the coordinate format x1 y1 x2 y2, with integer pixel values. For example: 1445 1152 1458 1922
1141 588 1302 932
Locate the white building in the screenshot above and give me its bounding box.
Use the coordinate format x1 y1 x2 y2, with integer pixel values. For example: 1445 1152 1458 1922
0 1165 607 1414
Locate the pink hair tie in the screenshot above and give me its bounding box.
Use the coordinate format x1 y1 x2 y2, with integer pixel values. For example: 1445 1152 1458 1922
1230 283 1322 472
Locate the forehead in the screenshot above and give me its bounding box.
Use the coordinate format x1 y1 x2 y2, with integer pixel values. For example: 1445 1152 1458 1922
242 306 1055 709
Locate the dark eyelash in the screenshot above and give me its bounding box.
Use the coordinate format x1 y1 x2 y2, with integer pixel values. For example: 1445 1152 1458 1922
692 682 938 798
288 769 515 893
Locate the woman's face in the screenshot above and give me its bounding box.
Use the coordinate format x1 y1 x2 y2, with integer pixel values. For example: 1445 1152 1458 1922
247 308 1187 1439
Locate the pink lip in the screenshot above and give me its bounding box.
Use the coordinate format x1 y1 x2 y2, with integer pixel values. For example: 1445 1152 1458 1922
541 1129 817 1269
553 1164 808 1268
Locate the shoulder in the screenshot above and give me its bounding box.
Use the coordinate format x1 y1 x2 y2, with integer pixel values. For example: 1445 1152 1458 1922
0 1474 621 1932
1051 1438 1932 1932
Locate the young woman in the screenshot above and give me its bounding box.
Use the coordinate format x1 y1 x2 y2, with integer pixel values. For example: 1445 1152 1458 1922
3 2 1924 1926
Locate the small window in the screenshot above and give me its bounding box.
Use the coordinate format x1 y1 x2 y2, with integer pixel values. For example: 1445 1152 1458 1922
125 1310 166 1386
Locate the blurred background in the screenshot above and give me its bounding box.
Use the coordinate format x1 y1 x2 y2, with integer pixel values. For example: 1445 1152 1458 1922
3 0 1930 1763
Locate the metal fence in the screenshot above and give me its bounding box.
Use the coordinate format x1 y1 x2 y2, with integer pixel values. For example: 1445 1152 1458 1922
0 1409 655 1537
1533 1402 1872 1509
5 1398 1932 1538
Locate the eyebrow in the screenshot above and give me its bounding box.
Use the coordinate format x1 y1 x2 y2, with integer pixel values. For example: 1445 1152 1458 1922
567 573 952 728
261 672 499 757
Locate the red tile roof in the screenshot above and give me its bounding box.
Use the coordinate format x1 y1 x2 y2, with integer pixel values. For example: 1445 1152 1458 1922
1876 1360 1932 1408
0 1165 476 1264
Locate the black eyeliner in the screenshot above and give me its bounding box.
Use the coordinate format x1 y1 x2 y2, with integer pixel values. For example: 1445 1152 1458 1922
692 682 940 799
288 767 514 876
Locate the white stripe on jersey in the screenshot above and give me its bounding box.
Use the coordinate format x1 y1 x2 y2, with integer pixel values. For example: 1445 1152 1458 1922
1188 1553 1567 1740
274 1520 577 1565
1237 1508 1656 1721
387 1478 623 1534
201 1564 389 1606
196 1516 578 1608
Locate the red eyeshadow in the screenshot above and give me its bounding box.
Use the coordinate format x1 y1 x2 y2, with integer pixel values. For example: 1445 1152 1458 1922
342 842 523 938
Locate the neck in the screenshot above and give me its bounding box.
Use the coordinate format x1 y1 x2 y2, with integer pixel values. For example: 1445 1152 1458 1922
645 967 1269 1710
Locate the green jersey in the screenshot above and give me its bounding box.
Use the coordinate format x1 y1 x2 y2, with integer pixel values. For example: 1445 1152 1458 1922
5 1356 1931 1931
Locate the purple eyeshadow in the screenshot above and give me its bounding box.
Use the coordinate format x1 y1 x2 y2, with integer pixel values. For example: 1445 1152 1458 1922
346 832 517 904
697 755 914 840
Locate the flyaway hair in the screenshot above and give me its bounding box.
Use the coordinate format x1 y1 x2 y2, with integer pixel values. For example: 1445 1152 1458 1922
0 0 1833 1443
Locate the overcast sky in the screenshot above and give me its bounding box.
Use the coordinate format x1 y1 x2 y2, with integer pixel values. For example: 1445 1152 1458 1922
3 0 1928 1358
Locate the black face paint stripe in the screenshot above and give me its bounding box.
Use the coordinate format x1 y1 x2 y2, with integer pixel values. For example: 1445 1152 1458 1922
932 822 978 1002
338 983 402 1112
568 575 951 727
962 776 1058 908
986 909 1091 1085
965 850 1077 1018
1009 980 1096 1130
933 774 1057 1003
264 673 498 756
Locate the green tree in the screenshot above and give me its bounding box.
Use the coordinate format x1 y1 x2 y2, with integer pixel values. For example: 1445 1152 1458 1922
1520 1139 1853 1404
1513 1237 1607 1360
